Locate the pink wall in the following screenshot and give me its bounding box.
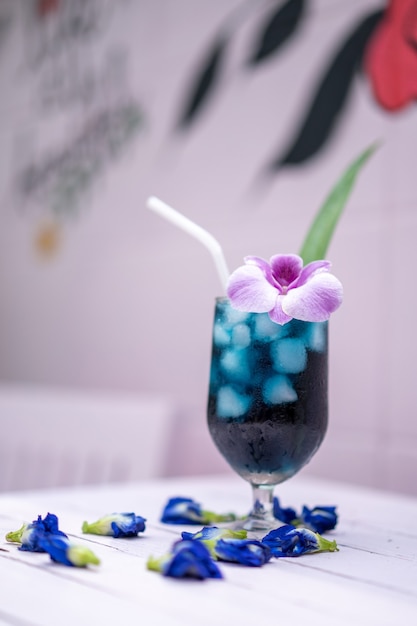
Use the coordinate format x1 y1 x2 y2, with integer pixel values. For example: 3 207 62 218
0 0 416 494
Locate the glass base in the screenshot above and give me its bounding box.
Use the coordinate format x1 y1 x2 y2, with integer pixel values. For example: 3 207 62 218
223 483 284 538
226 517 283 540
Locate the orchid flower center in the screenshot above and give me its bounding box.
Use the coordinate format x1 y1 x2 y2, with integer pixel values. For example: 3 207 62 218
270 262 300 295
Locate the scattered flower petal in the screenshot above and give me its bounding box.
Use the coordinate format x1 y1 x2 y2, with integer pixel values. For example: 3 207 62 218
6 513 67 553
214 538 272 567
181 526 247 542
227 254 343 325
272 498 338 533
82 513 146 538
262 524 338 557
160 497 237 525
160 497 202 524
273 497 298 524
38 535 100 567
300 505 338 534
147 540 223 580
181 526 247 557
19 526 50 553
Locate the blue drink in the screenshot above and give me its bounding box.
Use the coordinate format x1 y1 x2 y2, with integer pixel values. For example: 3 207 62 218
207 298 328 525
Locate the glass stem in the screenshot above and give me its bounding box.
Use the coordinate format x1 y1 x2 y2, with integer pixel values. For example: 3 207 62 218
249 484 275 524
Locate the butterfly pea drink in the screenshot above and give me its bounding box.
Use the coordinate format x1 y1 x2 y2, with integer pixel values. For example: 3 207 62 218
147 148 373 531
207 298 328 486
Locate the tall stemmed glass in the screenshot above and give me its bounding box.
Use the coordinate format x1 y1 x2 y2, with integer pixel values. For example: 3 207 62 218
148 148 373 532
207 297 328 532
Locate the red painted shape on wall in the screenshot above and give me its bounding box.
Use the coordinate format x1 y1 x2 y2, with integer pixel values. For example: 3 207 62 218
364 0 417 111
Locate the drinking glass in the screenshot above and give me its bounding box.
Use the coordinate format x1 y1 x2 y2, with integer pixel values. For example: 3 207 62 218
207 297 328 532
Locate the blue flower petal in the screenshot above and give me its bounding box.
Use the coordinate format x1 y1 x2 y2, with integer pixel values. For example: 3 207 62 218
161 497 237 525
39 536 100 567
273 497 298 524
181 526 224 542
19 513 67 552
110 513 146 538
262 524 338 557
19 527 45 552
300 505 338 534
161 497 203 524
164 541 223 579
215 539 272 566
41 513 62 534
82 512 146 537
38 535 74 566
262 525 319 557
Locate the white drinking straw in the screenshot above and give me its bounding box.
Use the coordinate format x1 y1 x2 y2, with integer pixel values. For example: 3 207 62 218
146 195 230 293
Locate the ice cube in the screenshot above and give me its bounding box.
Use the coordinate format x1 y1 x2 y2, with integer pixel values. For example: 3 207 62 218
253 313 286 342
232 323 251 348
216 385 251 419
263 375 298 405
271 337 307 374
213 321 231 347
304 322 327 353
226 308 249 325
220 348 250 382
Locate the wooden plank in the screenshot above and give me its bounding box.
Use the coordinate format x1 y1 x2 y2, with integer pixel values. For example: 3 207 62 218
0 475 416 626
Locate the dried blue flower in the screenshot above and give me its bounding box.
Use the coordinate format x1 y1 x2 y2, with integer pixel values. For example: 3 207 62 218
160 496 236 525
6 513 67 552
38 535 100 567
181 526 246 542
19 526 49 553
299 505 338 534
181 526 247 557
161 497 201 524
82 513 146 538
262 524 338 557
147 540 223 580
214 538 272 567
272 498 338 533
273 497 298 524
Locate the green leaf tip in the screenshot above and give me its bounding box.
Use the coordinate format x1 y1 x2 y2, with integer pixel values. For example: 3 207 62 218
299 143 379 265
316 533 339 553
67 545 101 567
5 524 27 544
200 509 238 523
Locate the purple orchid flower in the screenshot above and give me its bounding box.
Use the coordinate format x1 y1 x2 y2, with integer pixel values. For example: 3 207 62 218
226 254 343 325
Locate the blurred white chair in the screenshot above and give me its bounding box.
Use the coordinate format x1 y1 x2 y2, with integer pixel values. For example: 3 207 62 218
0 383 176 492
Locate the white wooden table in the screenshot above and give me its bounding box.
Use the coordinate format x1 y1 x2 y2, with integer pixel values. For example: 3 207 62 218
1 473 416 626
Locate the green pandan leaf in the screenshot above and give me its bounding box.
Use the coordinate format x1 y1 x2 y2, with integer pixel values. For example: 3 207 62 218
299 143 378 265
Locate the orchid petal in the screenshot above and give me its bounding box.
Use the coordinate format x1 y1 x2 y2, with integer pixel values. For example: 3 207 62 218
268 295 293 325
282 273 343 322
291 260 331 288
270 254 303 286
227 265 278 312
244 256 275 286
